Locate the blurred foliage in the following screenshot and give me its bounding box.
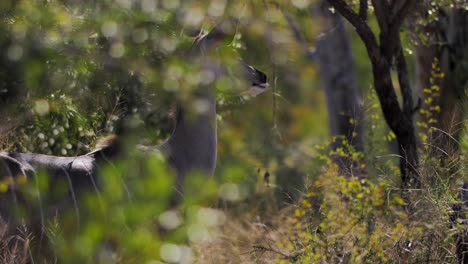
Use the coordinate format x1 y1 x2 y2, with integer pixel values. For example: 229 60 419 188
0 0 466 263
14 94 101 154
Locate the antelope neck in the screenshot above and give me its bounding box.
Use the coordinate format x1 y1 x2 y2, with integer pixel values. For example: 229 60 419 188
161 94 217 183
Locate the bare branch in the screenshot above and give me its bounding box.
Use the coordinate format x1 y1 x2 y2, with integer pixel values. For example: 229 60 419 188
381 0 417 61
283 13 318 61
412 97 422 115
391 1 417 38
391 0 416 29
284 13 307 46
359 0 368 21
371 0 390 34
395 38 413 114
326 0 380 62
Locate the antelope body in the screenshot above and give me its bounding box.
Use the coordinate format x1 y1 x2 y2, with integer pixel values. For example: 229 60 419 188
0 21 268 199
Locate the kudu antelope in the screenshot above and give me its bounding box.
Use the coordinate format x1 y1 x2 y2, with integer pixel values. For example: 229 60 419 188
0 21 268 211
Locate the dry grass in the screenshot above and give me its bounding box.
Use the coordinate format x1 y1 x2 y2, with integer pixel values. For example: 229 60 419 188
193 204 295 264
0 222 31 264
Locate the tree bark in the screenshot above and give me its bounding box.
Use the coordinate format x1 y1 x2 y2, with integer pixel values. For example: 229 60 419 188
316 2 365 175
327 0 420 189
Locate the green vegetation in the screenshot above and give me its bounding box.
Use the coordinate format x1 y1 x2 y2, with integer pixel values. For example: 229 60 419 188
0 0 466 263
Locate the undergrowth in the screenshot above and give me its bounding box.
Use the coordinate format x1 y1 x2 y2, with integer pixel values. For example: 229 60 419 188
1 98 466 263
194 144 465 263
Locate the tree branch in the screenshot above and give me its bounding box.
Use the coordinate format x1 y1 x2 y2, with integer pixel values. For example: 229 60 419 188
391 0 416 32
363 0 414 64
381 0 417 59
282 12 317 61
284 13 308 46
391 0 414 23
359 0 368 21
395 37 413 114
371 0 390 34
326 0 380 63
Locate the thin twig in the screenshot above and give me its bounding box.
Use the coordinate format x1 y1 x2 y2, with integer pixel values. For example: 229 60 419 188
262 0 281 139
251 245 304 260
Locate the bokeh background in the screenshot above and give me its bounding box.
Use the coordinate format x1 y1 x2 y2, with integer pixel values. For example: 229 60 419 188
0 0 466 263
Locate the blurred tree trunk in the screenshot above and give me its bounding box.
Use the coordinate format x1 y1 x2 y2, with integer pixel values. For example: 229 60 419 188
283 2 365 176
316 2 364 175
416 8 468 158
